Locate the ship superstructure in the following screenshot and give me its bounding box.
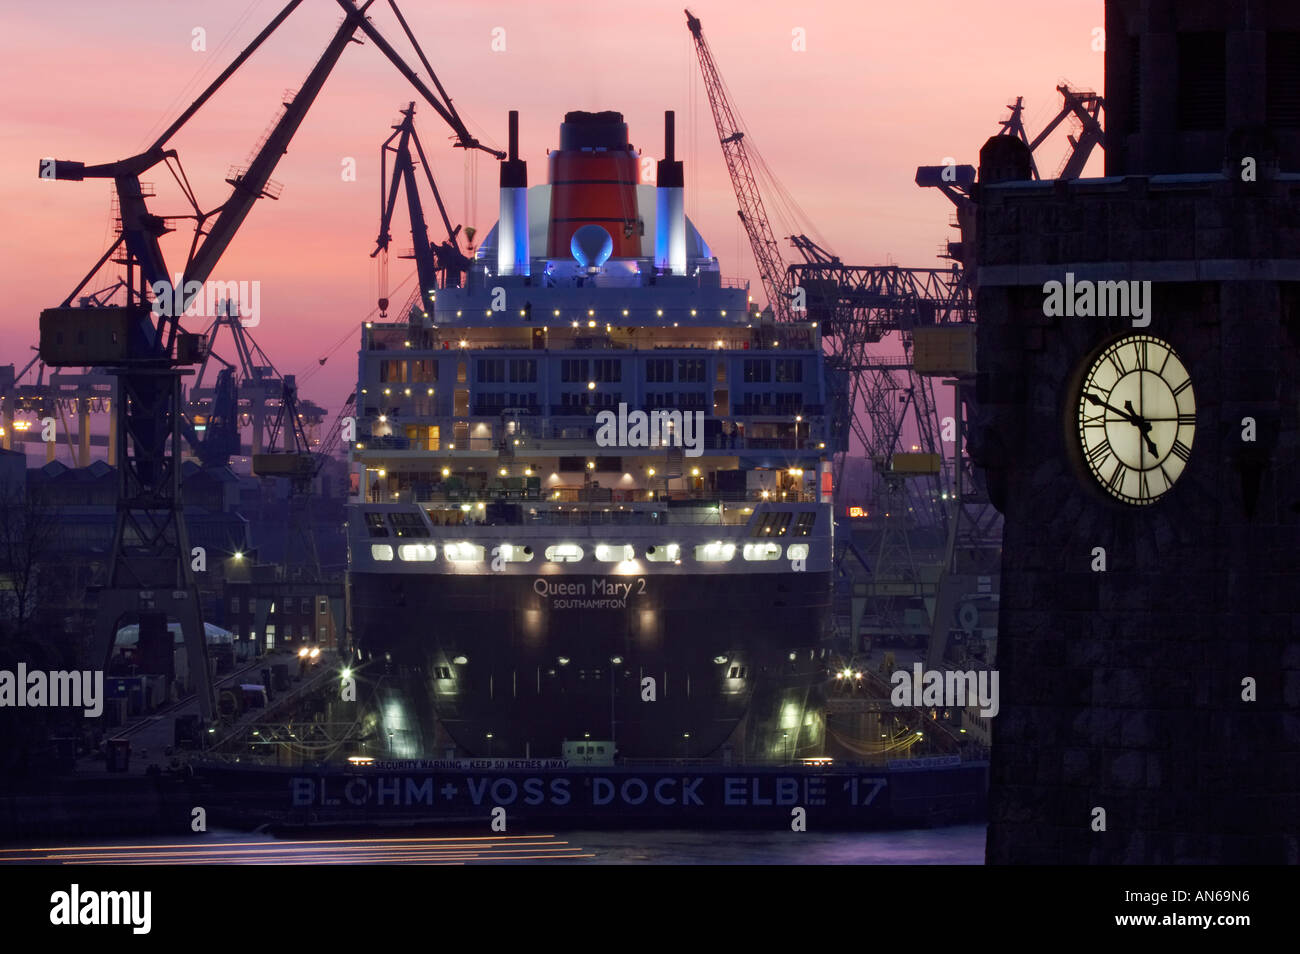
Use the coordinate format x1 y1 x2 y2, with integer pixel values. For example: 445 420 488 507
348 110 836 760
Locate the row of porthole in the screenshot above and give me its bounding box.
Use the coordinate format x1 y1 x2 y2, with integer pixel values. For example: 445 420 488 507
369 541 811 564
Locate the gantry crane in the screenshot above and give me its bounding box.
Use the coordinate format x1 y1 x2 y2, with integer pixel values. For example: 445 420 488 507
36 0 502 720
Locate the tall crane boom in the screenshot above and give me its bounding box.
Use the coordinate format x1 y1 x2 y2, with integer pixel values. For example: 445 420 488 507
184 8 370 292
35 0 503 724
373 104 470 319
686 9 792 321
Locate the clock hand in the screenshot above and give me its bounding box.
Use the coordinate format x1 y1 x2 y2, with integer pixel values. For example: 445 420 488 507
1084 392 1133 419
1085 392 1149 431
1123 400 1159 456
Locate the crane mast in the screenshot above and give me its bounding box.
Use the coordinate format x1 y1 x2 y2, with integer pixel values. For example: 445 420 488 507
373 104 469 321
685 9 792 321
36 0 500 724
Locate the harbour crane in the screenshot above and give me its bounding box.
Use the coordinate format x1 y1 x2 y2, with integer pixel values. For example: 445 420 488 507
36 0 503 720
373 103 472 320
686 9 795 321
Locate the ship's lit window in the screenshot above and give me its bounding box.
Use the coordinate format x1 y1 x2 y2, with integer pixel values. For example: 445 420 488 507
595 543 634 563
494 544 534 563
786 543 810 562
444 542 485 562
545 543 584 563
694 541 736 563
370 544 394 561
742 542 782 561
645 543 680 562
397 544 438 562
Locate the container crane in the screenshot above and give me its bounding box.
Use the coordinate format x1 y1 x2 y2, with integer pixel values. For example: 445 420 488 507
36 0 503 720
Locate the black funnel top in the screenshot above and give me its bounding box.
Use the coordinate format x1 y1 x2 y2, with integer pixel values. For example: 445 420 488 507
559 111 629 150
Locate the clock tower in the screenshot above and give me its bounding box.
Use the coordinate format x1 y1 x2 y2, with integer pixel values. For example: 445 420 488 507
972 0 1300 863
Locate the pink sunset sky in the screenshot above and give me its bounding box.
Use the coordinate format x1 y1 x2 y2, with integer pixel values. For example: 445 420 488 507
0 0 1104 416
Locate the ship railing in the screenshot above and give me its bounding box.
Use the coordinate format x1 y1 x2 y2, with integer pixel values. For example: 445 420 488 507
363 332 823 354
408 489 818 506
732 403 825 417
292 430 827 456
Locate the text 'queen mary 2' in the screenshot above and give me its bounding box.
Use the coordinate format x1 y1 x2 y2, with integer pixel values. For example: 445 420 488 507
347 109 837 761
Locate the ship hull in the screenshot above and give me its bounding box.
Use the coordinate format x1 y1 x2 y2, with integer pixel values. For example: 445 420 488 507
351 569 832 760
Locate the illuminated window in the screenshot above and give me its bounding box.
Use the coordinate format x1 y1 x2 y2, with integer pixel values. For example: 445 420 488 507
594 544 634 562
397 543 438 561
694 541 736 563
493 544 535 563
545 543 584 563
370 544 394 561
444 542 485 563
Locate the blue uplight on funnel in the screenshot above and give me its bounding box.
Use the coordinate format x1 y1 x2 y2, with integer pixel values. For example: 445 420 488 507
570 224 614 269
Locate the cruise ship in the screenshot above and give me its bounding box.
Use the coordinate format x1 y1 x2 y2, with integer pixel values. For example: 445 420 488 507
347 109 836 761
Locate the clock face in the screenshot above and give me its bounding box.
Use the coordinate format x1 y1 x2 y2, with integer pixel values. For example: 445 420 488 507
1076 334 1195 505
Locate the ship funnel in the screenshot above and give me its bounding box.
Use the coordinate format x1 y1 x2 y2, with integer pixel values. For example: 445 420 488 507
497 109 530 277
655 110 686 276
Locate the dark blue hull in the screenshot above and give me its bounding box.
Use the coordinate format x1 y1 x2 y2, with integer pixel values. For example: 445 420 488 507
192 757 988 830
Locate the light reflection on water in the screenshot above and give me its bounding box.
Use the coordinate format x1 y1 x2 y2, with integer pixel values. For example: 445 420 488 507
0 825 986 865
565 826 986 864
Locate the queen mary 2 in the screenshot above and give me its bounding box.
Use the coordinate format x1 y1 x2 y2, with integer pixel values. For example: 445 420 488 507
347 109 836 761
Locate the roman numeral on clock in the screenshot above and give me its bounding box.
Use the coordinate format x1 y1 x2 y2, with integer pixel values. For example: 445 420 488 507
1171 440 1191 462
1087 439 1112 465
1171 378 1191 397
1177 413 1195 426
1107 460 1126 492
